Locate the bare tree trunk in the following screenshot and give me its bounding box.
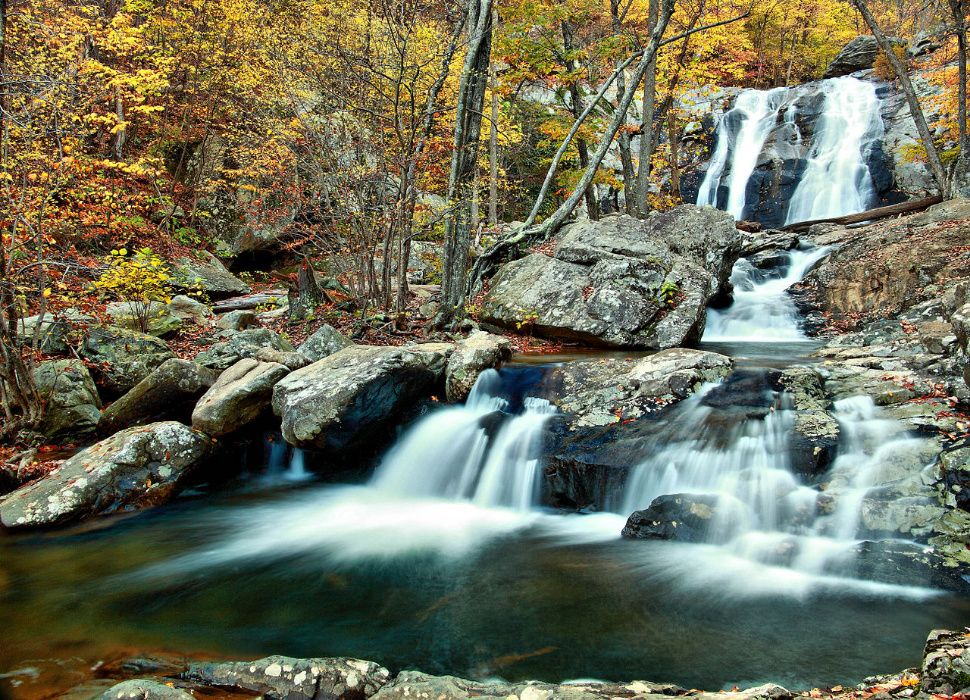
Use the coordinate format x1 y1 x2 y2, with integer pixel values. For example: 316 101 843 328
947 0 968 154
562 21 600 221
488 7 499 227
287 261 324 322
610 0 636 213
634 0 660 217
853 0 948 193
439 0 493 325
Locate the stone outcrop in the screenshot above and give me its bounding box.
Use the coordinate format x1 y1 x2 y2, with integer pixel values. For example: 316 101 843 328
183 656 391 700
192 358 290 437
823 36 891 78
98 359 219 435
272 345 448 451
170 251 251 298
33 359 102 439
81 326 177 395
444 331 513 402
481 206 740 348
0 422 212 528
195 328 296 370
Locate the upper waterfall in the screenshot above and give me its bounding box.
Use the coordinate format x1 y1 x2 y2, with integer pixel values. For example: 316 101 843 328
696 76 886 226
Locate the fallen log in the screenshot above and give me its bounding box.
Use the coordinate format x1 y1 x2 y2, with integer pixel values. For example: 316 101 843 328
211 290 287 313
780 195 944 233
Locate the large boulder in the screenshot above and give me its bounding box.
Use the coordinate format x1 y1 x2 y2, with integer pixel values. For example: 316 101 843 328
32 359 102 439
192 358 290 437
445 331 513 402
299 324 354 362
183 656 390 700
0 422 212 529
170 251 250 298
99 358 220 435
621 493 723 542
195 328 296 370
922 628 970 696
823 36 883 78
480 207 740 348
272 345 447 450
81 326 177 395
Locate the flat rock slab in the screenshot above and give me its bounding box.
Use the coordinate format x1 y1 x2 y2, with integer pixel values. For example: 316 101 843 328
0 421 212 529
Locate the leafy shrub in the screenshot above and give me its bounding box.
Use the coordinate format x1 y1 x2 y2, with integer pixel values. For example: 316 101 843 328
93 247 172 333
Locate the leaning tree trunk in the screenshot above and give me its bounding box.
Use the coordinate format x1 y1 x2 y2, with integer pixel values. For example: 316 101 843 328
853 0 948 193
438 0 494 326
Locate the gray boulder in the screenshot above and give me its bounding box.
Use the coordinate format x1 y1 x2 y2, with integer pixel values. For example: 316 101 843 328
16 310 92 353
106 301 182 337
193 358 290 437
299 324 354 362
0 421 212 528
99 358 219 435
167 294 214 324
216 309 258 331
33 359 102 439
445 331 513 402
255 347 311 369
779 366 839 477
481 207 739 348
621 493 723 542
272 345 447 450
183 655 390 700
170 251 250 298
823 35 883 77
98 679 194 700
81 326 176 394
922 628 970 695
195 328 296 370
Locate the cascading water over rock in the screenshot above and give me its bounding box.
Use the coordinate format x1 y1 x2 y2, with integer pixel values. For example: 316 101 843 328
696 76 886 226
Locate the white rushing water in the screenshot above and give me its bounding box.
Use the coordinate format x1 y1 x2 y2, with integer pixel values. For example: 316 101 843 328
697 76 883 224
703 245 829 342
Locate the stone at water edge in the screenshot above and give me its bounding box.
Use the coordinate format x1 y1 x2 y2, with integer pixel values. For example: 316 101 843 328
98 358 220 435
182 656 391 700
921 628 970 695
621 493 723 542
271 345 448 451
445 330 514 402
192 358 290 437
98 679 194 700
0 421 212 529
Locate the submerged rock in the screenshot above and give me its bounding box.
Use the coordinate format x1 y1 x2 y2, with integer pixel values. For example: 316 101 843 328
272 345 447 451
445 331 513 402
33 359 102 439
183 655 390 700
99 358 219 435
193 358 290 437
0 421 212 529
481 206 740 348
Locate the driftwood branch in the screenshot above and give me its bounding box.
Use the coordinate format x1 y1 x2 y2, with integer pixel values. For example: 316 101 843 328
781 195 943 233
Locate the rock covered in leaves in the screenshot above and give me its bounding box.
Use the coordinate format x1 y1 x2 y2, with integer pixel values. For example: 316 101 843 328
32 359 102 439
182 655 391 700
272 345 447 451
81 326 177 395
444 331 513 402
480 206 740 349
0 421 212 529
192 358 290 437
98 358 220 435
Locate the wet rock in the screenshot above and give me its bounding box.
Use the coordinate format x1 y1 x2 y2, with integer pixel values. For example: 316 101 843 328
99 359 219 435
299 324 354 362
621 493 722 542
195 328 296 370
481 207 740 348
849 540 970 593
857 496 946 538
779 366 839 477
106 301 183 337
445 331 513 402
170 251 250 298
922 628 970 695
193 358 290 437
33 359 101 439
183 655 390 700
549 348 734 428
81 326 176 395
0 421 212 529
272 345 447 451
97 679 194 699
938 442 970 509
215 309 257 331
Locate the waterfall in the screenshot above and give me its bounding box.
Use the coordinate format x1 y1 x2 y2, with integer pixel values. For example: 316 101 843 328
697 76 884 225
702 245 829 342
372 369 555 511
784 77 883 224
